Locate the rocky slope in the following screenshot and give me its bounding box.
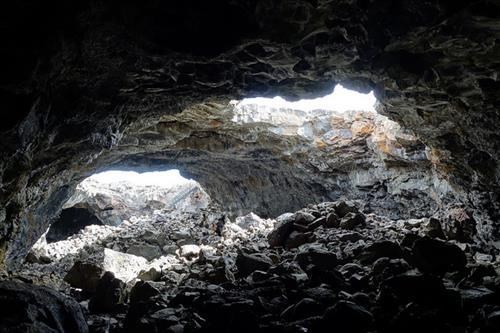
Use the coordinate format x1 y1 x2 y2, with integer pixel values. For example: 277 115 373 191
6 199 500 332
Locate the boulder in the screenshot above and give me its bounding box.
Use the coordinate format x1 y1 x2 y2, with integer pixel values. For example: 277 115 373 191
64 261 104 292
268 213 295 247
285 231 314 249
89 271 128 314
130 280 161 304
0 280 88 333
236 252 273 277
357 241 404 265
294 211 316 225
411 237 467 275
333 201 359 218
179 244 201 259
97 248 147 283
322 301 374 333
295 247 338 272
339 212 366 230
325 212 340 228
127 243 162 261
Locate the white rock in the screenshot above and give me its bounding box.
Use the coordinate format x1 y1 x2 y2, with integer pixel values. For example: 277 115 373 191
103 248 148 283
179 245 201 259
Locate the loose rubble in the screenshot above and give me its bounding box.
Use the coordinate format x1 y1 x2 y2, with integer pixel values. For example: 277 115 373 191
6 199 500 332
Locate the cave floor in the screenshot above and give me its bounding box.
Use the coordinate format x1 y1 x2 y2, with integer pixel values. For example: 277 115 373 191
5 200 500 332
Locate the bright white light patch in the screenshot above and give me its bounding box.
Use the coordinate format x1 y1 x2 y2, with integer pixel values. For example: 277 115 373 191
236 84 376 112
87 169 191 187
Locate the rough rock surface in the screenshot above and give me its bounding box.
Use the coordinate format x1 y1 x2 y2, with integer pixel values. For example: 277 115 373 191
1 0 500 268
0 280 88 333
8 199 500 332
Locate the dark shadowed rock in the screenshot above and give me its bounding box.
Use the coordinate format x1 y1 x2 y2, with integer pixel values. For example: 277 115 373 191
285 231 314 249
89 271 128 314
268 214 295 247
0 280 88 333
340 212 366 230
236 252 273 277
322 300 374 333
294 247 338 272
357 241 404 265
64 261 104 292
411 237 467 275
130 280 161 304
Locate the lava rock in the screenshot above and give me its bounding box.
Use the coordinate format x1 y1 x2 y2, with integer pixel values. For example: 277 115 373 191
179 244 201 259
127 243 162 261
333 201 360 218
64 261 104 292
285 231 314 249
322 300 374 333
236 252 273 277
357 240 404 264
411 237 467 275
268 213 295 247
89 271 128 314
294 211 316 225
294 247 338 271
0 280 88 333
130 280 161 304
325 212 340 228
340 212 366 230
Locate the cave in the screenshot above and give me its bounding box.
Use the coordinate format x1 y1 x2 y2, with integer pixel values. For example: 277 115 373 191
1 1 500 332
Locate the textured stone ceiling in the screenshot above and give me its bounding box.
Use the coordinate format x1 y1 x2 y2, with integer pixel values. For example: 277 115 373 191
0 0 499 267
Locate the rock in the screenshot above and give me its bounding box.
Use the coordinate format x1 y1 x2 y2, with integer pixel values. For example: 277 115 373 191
171 230 191 241
281 298 322 321
179 244 200 259
322 300 374 333
285 231 314 249
127 243 162 261
308 216 326 230
424 217 445 239
460 287 496 310
235 212 267 230
137 266 162 281
268 213 295 247
130 280 161 304
325 212 340 228
236 252 273 277
441 207 477 242
333 201 359 218
357 241 404 264
102 248 148 283
294 211 316 225
89 271 128 314
411 237 467 275
64 261 104 292
0 280 89 333
339 212 366 230
294 247 338 272
163 244 178 255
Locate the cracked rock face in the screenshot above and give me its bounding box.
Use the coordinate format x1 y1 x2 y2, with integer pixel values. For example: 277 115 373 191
0 0 500 268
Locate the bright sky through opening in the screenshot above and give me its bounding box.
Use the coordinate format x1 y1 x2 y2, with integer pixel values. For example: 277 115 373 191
236 84 376 112
87 169 191 187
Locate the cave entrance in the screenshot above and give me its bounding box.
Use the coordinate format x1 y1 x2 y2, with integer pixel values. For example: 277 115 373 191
28 169 211 263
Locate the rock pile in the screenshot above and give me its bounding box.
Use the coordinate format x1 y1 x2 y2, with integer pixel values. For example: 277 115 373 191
7 199 500 332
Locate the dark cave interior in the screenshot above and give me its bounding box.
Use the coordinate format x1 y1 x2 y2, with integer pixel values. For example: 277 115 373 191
1 1 500 332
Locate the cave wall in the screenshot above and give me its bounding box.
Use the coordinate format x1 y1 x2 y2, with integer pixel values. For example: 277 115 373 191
1 0 499 267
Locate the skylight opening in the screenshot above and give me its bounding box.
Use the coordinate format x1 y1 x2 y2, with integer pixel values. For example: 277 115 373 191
234 84 377 113
87 169 193 187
